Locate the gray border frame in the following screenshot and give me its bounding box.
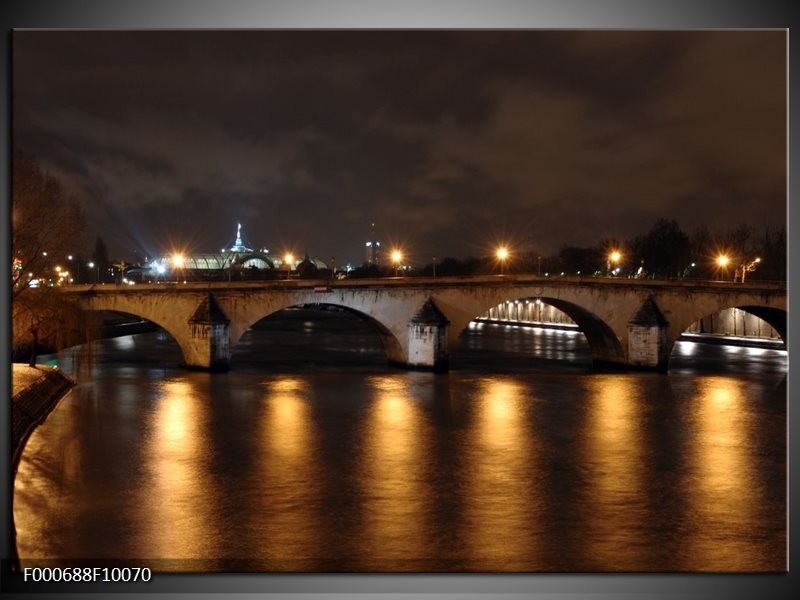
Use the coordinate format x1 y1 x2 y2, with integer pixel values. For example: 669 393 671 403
1 1 795 598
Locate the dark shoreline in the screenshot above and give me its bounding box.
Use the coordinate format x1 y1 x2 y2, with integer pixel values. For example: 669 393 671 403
11 366 75 472
10 365 75 573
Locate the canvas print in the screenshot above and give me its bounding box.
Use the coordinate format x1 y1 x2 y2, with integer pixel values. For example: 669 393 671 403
10 30 786 573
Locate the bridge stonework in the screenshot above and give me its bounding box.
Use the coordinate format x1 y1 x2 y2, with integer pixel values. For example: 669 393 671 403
63 276 786 372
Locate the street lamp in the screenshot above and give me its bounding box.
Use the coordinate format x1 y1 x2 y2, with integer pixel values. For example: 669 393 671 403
66 255 78 283
716 254 730 281
496 246 509 275
172 254 185 282
737 257 761 283
284 253 294 279
391 250 403 277
607 250 622 276
88 261 98 283
432 256 436 278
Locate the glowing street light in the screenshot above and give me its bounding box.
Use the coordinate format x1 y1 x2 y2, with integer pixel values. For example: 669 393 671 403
737 257 761 283
391 249 403 277
171 254 185 282
716 254 730 281
284 253 294 279
87 261 98 283
496 246 509 275
607 250 622 276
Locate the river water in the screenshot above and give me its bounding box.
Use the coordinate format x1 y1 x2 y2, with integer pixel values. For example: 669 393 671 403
13 308 787 572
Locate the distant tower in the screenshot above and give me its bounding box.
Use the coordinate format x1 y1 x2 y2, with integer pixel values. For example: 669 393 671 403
229 222 253 253
365 222 381 265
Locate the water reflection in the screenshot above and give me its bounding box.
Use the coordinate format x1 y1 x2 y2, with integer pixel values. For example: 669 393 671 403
254 376 322 570
581 376 648 570
13 324 786 572
357 376 433 570
136 379 221 568
461 378 540 570
678 376 780 571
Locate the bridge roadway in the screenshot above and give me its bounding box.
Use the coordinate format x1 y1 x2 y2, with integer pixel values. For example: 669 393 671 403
61 274 787 372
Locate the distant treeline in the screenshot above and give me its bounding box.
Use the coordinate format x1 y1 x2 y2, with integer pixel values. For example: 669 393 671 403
350 219 786 281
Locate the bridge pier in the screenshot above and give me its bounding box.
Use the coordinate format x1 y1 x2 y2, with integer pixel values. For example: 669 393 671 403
406 299 450 372
184 293 231 371
626 297 669 371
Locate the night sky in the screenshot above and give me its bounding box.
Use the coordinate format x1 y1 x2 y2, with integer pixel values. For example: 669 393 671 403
12 29 786 266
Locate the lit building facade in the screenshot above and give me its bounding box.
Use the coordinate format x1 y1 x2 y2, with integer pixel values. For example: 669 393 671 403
126 223 275 281
125 223 332 282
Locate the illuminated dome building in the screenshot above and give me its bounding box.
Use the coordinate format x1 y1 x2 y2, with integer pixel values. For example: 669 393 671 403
127 223 275 281
295 253 330 278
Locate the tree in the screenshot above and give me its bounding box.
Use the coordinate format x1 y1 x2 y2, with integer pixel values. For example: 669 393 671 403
12 151 85 297
722 224 755 264
556 246 602 275
92 237 110 283
752 226 786 281
631 219 691 279
12 152 89 363
12 288 91 366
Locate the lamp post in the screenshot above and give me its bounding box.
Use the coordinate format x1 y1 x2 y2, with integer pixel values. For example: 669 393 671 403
391 250 402 277
67 255 77 284
607 250 621 276
432 256 436 278
738 257 761 283
87 261 98 283
716 254 730 281
537 255 542 276
496 246 509 275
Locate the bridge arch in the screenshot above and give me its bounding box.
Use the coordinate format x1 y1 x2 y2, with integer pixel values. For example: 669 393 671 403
450 293 625 367
666 303 787 369
73 306 191 366
537 297 625 366
666 303 787 352
229 301 406 366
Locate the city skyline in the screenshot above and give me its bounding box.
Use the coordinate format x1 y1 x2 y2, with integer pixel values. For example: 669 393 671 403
12 29 786 265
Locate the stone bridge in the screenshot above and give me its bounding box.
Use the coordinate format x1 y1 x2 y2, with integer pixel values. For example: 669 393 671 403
61 275 787 372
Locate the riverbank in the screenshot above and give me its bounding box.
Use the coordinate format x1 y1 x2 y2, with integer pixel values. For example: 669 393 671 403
11 364 75 471
10 364 74 572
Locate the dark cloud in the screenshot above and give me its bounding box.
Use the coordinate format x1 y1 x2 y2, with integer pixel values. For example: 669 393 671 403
13 30 785 264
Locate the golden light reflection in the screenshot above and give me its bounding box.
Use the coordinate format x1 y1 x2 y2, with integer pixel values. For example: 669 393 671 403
479 380 521 449
265 377 311 459
271 377 304 394
160 383 190 445
256 376 321 568
694 378 746 498
358 375 432 567
680 376 762 570
462 378 539 569
581 376 647 569
141 379 219 563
